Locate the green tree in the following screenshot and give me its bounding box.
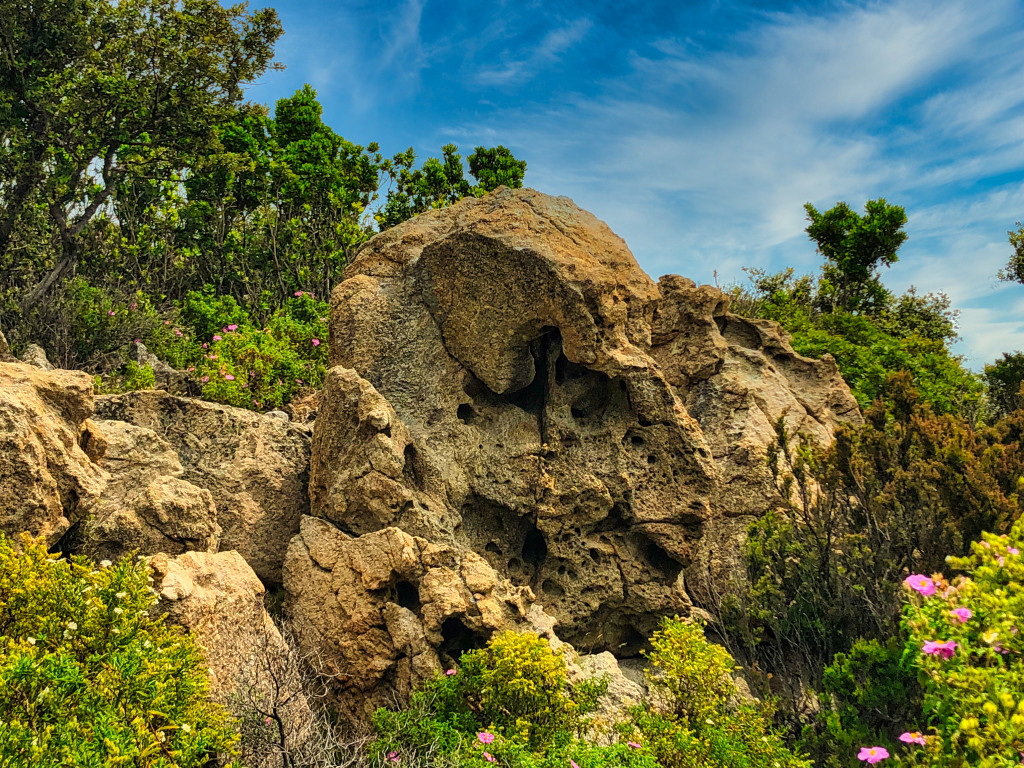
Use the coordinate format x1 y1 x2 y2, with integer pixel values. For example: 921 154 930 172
804 199 908 313
0 0 282 314
984 352 1024 419
997 222 1024 284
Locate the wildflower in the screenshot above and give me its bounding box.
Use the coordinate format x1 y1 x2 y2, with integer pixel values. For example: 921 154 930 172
100 560 112 568
130 302 138 310
200 376 209 383
857 746 889 763
998 556 1006 566
445 669 457 676
1009 546 1020 556
294 291 304 297
571 761 580 768
26 637 36 645
312 338 321 346
628 741 641 749
898 732 926 745
225 374 235 381
387 751 399 763
483 754 496 764
212 334 222 341
66 622 77 630
922 640 956 659
174 328 183 337
202 343 208 349
113 607 123 615
227 324 238 331
108 310 115 316
134 338 142 344
181 724 191 733
950 607 972 623
904 575 936 597
981 540 991 548
265 717 272 725
478 732 495 744
115 592 127 599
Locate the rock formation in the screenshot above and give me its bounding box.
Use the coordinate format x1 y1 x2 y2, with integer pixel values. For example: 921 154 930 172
96 390 311 583
285 187 860 712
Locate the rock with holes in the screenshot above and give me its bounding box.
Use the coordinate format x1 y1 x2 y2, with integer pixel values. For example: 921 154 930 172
95 390 311 583
0 361 108 544
299 187 859 710
283 515 534 718
67 419 221 562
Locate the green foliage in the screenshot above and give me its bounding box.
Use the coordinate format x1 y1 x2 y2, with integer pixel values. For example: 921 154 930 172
984 352 1024 420
997 222 1024 284
0 535 239 767
804 199 907 314
370 631 654 768
627 618 810 768
376 144 527 230
890 521 1024 768
798 638 920 768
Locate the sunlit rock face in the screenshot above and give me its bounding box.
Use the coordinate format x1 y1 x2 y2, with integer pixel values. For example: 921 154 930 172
286 187 861 712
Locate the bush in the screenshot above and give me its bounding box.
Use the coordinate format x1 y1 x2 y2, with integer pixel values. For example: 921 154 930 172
0 535 239 767
627 618 810 768
370 631 654 768
889 521 1024 767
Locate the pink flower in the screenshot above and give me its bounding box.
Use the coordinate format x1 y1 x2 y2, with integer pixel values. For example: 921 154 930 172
998 556 1006 566
227 324 238 332
922 640 957 659
200 376 209 383
857 746 890 763
570 762 580 768
898 732 926 745
1009 546 1020 556
202 343 208 349
225 374 235 381
265 716 272 725
134 338 141 344
174 328 183 337
904 575 936 596
483 753 496 763
212 334 222 341
312 338 320 346
950 607 972 623
108 310 116 316
294 291 303 297
628 742 641 749
130 302 138 310
445 669 457 676
981 540 991 549
187 366 195 372
387 752 399 763
164 320 171 325
478 732 495 745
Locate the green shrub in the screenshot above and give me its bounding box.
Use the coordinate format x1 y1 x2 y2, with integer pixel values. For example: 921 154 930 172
0 535 239 767
627 618 811 768
370 631 654 768
889 521 1024 767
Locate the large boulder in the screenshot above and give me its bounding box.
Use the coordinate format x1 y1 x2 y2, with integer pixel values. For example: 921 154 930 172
69 420 221 562
0 362 108 544
96 391 311 583
290 188 859 711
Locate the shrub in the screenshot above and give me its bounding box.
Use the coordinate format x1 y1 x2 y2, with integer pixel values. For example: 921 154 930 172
370 631 654 768
889 521 1024 767
0 535 239 767
627 618 811 768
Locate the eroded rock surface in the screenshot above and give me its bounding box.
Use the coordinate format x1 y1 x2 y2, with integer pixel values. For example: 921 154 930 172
0 362 108 544
96 390 311 583
289 187 860 711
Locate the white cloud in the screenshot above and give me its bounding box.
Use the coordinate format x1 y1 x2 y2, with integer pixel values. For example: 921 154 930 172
475 18 592 85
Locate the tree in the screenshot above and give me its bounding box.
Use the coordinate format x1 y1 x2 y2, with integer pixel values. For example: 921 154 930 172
0 0 282 311
984 351 1024 419
997 222 1024 283
804 199 907 313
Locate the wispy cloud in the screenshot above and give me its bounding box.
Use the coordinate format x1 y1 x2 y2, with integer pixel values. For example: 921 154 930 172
475 18 592 85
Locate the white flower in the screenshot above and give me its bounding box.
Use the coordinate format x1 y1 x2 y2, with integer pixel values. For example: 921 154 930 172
181 724 191 733
66 621 77 630
113 607 123 615
115 592 127 599
26 637 36 645
100 560 111 568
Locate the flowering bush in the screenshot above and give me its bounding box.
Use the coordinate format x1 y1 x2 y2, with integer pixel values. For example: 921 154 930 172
627 618 811 768
888 519 1024 767
370 631 654 768
0 535 239 767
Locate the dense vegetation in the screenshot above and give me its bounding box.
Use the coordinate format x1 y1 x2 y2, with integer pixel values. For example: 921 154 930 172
0 0 525 402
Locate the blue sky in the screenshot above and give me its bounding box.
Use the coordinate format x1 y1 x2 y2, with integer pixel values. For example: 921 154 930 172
246 0 1024 368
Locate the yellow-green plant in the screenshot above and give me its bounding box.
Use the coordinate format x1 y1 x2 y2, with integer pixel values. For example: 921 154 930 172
892 519 1024 768
0 535 239 767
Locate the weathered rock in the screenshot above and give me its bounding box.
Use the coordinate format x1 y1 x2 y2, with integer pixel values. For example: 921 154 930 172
0 329 14 362
0 362 107 544
294 188 860 713
150 550 310 750
20 343 54 370
96 390 311 583
69 420 221 562
283 515 534 718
